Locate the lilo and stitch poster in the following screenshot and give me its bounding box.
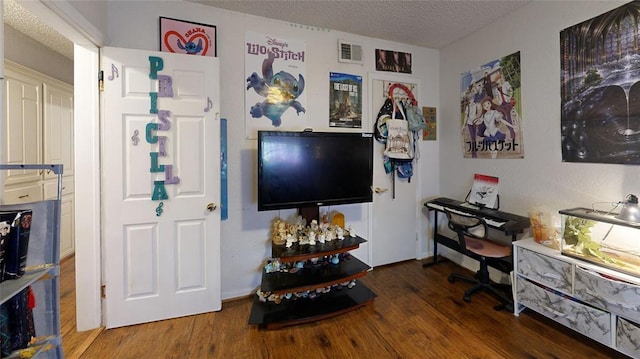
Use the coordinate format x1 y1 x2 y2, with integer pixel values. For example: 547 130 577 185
245 32 307 138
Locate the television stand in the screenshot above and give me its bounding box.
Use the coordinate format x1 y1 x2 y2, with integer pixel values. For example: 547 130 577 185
248 235 376 329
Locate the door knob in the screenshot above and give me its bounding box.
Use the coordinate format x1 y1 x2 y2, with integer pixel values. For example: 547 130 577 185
207 203 217 212
374 187 388 194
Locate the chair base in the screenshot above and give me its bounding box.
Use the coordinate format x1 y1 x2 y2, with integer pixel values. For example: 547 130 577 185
448 271 513 312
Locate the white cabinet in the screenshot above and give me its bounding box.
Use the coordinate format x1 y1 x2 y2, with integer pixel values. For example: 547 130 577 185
3 66 42 186
2 62 74 258
514 238 640 357
43 82 74 179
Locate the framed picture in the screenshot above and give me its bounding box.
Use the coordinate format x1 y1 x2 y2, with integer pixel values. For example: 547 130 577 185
159 17 217 57
375 49 412 74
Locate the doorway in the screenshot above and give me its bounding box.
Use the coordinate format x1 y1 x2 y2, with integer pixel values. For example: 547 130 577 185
2 0 102 331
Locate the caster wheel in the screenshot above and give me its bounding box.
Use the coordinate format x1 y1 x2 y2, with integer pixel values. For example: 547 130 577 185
448 275 455 283
463 295 471 303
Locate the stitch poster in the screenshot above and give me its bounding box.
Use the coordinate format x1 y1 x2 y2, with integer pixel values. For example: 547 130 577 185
460 51 524 159
245 31 307 139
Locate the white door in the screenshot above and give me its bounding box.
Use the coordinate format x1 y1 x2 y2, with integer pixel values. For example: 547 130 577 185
101 47 221 328
369 74 419 267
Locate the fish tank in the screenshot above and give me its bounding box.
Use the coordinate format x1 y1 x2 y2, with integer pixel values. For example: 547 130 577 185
560 207 640 277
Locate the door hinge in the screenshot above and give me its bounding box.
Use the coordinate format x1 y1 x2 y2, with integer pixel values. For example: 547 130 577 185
101 284 106 298
98 71 104 92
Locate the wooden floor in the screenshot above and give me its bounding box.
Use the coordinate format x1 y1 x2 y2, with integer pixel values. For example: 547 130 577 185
60 256 628 359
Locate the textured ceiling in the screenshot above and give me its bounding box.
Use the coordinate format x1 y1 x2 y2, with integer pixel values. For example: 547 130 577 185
190 0 532 49
3 0 74 59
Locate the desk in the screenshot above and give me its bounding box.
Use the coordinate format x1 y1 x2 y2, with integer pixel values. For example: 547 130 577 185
423 197 530 273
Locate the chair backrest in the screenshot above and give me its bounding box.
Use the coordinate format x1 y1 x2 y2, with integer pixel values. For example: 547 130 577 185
444 209 488 251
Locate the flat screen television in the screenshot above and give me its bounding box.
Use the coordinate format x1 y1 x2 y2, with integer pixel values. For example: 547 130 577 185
257 130 374 213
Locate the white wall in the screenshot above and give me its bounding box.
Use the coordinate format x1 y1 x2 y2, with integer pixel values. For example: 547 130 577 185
3 24 73 84
439 1 630 220
106 1 440 299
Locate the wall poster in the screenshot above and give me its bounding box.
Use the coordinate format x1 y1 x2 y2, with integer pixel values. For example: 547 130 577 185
159 17 217 57
561 2 640 164
422 106 437 141
460 51 523 159
245 31 307 139
329 72 362 128
375 49 412 74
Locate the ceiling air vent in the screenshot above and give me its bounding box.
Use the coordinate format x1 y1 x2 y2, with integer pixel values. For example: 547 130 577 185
338 40 363 64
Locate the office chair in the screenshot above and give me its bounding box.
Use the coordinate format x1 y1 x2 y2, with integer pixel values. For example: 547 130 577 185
444 208 513 311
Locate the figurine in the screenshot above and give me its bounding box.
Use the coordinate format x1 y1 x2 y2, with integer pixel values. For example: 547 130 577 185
346 225 357 237
264 260 275 273
294 215 306 231
325 229 334 242
272 219 287 245
308 231 316 245
336 226 344 240
286 234 296 248
310 219 319 232
318 232 326 244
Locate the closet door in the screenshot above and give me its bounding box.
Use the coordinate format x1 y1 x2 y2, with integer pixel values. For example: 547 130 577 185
3 67 42 185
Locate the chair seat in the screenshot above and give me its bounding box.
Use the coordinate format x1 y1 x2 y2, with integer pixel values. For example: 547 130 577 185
464 236 511 258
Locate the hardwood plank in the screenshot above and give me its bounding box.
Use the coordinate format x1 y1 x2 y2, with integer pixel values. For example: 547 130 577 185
58 255 104 359
64 258 627 358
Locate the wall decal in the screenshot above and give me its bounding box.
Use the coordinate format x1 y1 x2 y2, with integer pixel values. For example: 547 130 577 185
146 56 180 213
108 63 119 80
131 129 139 146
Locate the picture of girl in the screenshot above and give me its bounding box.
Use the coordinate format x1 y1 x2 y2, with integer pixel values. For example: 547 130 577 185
479 96 515 146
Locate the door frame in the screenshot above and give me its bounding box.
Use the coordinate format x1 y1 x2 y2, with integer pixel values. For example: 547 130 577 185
15 0 104 330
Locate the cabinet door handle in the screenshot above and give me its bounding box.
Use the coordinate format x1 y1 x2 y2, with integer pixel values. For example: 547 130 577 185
18 194 29 199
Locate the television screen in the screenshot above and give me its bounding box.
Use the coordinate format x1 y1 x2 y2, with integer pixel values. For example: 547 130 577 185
258 131 374 211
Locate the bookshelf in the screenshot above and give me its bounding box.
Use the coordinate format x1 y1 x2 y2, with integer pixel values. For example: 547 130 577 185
1 164 63 358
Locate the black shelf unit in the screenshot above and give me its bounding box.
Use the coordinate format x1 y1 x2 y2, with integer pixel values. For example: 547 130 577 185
249 235 376 329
